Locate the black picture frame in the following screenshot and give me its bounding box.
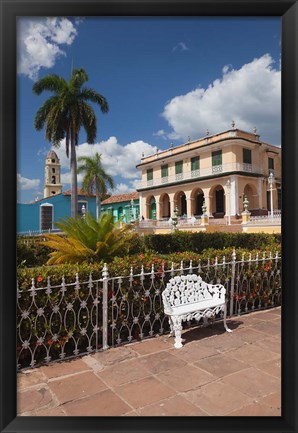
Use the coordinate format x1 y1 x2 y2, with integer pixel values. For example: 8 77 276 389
1 1 297 432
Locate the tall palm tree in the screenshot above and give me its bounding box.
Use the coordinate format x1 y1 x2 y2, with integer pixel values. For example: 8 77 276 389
33 68 109 218
77 152 114 219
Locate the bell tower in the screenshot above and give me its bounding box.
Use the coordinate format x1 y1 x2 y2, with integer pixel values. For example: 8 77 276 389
44 150 63 198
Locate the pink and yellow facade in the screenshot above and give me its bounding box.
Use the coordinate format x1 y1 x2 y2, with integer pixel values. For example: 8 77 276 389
136 127 281 222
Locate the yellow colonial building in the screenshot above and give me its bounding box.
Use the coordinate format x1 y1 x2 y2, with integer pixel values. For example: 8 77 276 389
136 126 281 223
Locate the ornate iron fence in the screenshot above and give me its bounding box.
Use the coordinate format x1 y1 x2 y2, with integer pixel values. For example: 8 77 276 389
17 250 281 370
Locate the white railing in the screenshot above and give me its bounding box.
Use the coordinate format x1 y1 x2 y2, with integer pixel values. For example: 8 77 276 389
138 162 264 189
17 229 62 237
17 251 281 370
249 210 281 225
139 217 202 229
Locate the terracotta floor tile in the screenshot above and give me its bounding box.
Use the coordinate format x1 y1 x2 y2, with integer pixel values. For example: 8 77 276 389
236 327 268 343
123 411 139 416
139 351 186 374
180 324 220 344
48 371 107 404
138 395 209 416
33 407 67 416
63 389 131 416
41 358 91 380
260 391 281 410
96 358 150 386
226 342 279 365
156 365 216 392
194 354 248 378
235 316 263 327
254 336 281 354
256 358 281 378
222 367 280 398
184 380 252 416
130 337 173 355
251 320 281 336
226 402 281 416
249 311 281 321
168 341 218 363
91 346 138 366
202 332 246 353
115 376 175 409
18 386 54 414
270 308 281 316
17 369 47 390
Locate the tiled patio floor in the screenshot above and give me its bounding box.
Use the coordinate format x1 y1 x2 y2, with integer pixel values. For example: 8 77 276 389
17 307 281 416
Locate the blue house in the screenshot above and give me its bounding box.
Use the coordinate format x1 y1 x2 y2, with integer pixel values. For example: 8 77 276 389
17 189 97 235
17 150 96 235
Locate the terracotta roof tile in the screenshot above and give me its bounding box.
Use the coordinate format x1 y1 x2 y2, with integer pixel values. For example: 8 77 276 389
101 191 139 204
63 188 96 197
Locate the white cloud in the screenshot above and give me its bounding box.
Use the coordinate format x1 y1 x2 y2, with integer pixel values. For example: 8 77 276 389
113 183 134 194
173 42 190 52
153 129 167 139
162 54 281 145
17 173 40 191
54 136 156 190
17 17 79 80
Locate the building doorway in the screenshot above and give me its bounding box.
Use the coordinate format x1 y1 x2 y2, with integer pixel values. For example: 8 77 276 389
150 197 156 219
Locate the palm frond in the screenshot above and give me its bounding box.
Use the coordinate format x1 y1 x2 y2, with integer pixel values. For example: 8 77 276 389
32 75 67 95
80 87 109 113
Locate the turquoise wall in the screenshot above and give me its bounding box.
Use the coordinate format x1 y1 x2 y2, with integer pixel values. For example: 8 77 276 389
101 199 140 224
17 193 96 234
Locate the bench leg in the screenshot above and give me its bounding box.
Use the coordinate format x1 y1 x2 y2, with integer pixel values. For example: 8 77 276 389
168 316 174 337
223 303 232 333
172 316 183 348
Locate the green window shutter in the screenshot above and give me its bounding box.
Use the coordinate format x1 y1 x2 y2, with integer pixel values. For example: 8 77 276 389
147 168 153 181
161 164 168 177
268 157 274 170
191 156 200 171
212 150 222 166
175 160 183 174
243 148 252 164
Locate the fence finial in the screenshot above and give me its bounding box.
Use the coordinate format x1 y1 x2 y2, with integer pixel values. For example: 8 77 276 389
102 263 109 278
232 248 236 262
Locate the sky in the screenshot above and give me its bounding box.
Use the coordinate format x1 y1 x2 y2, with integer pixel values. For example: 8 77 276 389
17 16 281 203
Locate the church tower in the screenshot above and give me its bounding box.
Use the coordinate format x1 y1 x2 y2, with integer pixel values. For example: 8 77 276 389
44 150 63 198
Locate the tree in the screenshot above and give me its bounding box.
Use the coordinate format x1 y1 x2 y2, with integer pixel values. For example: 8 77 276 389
77 152 114 219
41 212 132 264
33 68 109 218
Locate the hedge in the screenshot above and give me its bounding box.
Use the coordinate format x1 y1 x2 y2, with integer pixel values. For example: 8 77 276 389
17 232 280 268
144 232 281 254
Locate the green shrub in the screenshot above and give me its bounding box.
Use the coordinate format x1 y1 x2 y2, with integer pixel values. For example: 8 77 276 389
144 232 280 254
17 238 52 268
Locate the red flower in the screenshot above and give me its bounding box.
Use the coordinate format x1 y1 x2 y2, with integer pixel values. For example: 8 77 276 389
47 339 53 345
37 276 43 282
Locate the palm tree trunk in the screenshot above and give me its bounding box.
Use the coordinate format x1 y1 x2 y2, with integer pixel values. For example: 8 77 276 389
96 191 100 220
70 139 78 218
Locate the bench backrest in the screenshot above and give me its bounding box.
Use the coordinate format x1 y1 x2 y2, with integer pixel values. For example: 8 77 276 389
162 274 226 315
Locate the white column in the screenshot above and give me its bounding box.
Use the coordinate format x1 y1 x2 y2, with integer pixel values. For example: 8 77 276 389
257 177 263 209
230 175 238 216
138 195 143 220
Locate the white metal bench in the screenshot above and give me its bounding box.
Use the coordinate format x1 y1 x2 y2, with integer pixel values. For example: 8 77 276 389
162 274 232 348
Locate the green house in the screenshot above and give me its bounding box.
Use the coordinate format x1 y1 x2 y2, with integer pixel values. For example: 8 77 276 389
101 192 139 223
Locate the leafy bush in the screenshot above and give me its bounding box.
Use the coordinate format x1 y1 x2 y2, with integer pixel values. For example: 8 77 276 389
41 212 134 264
17 239 52 268
144 232 280 254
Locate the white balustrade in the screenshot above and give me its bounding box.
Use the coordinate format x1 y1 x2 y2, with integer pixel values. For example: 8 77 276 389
137 163 264 189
